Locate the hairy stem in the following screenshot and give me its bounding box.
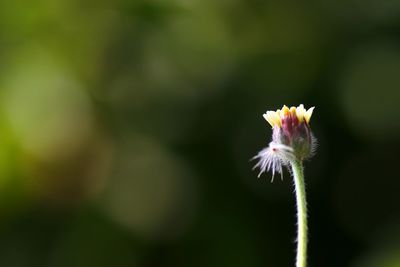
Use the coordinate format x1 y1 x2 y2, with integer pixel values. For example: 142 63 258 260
290 160 308 267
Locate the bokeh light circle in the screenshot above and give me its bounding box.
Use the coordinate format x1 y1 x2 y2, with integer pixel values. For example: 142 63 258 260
101 136 198 241
0 46 95 161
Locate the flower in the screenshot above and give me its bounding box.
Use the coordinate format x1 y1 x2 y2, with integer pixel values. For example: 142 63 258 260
263 104 314 129
253 104 316 180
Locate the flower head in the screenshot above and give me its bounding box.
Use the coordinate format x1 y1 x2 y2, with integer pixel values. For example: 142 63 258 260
263 104 314 129
253 104 316 180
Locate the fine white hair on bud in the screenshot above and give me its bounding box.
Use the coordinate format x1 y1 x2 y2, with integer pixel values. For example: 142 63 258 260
252 142 295 182
308 133 318 159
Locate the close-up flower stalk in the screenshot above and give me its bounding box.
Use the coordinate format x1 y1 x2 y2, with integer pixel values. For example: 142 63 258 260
252 104 316 267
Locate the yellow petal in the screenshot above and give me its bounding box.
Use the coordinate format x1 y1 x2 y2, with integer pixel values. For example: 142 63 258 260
263 113 274 127
304 107 315 123
290 106 297 118
276 109 282 119
264 112 277 127
296 104 305 122
281 105 290 116
263 111 282 127
271 112 282 127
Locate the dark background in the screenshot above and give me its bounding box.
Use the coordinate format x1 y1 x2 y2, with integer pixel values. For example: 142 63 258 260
0 0 400 266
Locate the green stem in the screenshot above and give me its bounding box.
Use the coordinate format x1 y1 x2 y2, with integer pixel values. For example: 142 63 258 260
290 160 308 267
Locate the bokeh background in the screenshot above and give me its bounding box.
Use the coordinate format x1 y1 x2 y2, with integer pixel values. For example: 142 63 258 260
0 0 400 266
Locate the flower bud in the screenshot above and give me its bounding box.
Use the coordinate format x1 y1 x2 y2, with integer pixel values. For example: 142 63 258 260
266 105 316 160
253 104 316 180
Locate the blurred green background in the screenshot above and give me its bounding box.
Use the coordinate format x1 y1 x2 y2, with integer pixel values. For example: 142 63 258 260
1 0 400 266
